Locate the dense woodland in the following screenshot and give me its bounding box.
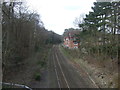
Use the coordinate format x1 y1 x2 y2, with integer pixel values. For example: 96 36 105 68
64 1 120 61
2 2 62 80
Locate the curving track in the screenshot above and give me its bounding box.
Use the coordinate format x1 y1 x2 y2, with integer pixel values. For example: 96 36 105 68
47 45 98 88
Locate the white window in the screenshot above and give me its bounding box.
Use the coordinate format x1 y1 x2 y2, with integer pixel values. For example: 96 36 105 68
74 46 78 48
74 42 78 45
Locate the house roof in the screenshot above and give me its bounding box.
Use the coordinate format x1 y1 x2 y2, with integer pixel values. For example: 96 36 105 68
64 30 80 38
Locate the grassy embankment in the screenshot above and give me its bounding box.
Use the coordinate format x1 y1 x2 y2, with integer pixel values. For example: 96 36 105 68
60 45 118 88
3 45 52 88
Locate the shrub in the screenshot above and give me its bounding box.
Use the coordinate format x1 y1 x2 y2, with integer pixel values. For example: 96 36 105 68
40 61 46 67
34 45 41 52
37 61 46 67
34 73 41 81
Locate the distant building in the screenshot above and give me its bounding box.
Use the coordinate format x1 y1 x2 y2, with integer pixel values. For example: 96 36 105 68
63 31 80 49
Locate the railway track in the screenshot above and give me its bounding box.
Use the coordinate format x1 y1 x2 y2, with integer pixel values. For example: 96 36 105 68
48 45 98 88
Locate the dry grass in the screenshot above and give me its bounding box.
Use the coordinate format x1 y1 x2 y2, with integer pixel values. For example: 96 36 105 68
60 46 118 88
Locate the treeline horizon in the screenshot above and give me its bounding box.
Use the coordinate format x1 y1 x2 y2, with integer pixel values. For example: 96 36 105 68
2 1 62 78
63 1 119 61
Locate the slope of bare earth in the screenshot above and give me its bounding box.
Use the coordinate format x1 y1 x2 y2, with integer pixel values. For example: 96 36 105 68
60 45 118 88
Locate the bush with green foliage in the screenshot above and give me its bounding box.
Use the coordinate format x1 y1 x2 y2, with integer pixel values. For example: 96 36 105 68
34 73 41 81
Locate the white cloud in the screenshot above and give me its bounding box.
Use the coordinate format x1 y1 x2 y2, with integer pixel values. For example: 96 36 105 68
26 0 96 35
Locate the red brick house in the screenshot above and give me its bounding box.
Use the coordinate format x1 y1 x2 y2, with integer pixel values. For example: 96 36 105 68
63 31 80 49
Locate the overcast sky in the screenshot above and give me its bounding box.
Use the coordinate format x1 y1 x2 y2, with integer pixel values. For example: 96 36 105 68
26 0 96 35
